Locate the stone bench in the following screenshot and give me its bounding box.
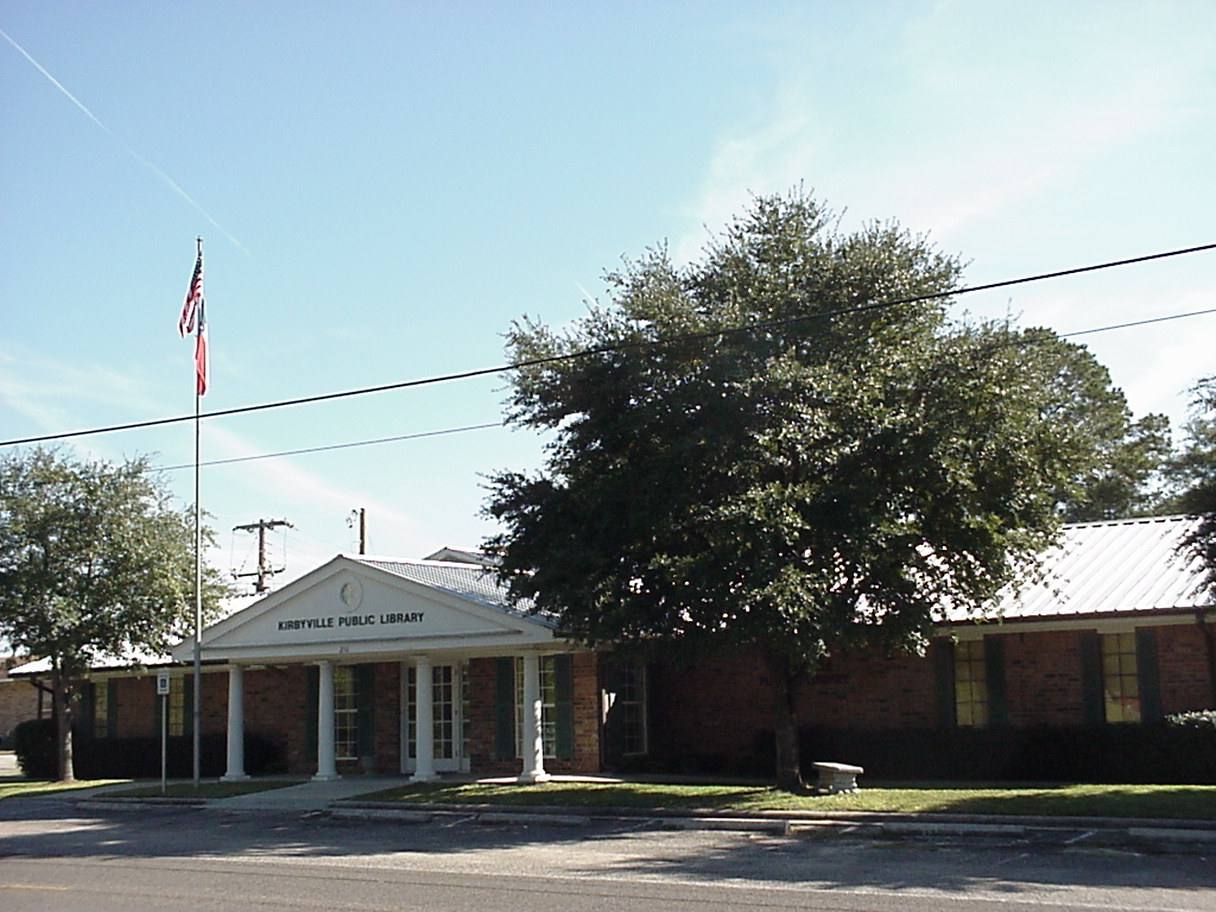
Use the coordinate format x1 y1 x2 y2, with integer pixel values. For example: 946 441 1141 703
812 761 864 794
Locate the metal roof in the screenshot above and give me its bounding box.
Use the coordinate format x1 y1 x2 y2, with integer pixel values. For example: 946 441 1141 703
353 556 553 627
964 514 1212 622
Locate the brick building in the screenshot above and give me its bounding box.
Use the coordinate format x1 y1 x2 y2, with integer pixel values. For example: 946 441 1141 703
0 658 45 747
19 515 1216 781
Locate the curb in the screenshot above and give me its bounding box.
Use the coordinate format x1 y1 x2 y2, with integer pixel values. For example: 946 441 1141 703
328 800 1216 849
78 797 206 811
66 793 1216 853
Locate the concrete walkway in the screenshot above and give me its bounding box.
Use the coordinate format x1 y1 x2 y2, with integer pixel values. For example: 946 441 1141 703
216 777 403 811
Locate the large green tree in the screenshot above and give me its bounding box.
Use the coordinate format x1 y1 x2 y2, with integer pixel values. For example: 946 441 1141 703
486 190 1150 790
1021 331 1171 523
0 448 228 782
1162 377 1216 592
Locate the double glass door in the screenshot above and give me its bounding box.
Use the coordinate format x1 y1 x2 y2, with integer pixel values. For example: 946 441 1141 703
402 663 468 773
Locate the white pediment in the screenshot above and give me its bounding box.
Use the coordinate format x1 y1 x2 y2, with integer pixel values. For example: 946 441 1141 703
172 555 562 663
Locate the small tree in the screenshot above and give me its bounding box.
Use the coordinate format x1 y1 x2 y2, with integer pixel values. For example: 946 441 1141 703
486 189 1152 790
0 447 228 782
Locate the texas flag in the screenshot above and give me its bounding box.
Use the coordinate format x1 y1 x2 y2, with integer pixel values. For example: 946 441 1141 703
193 297 209 396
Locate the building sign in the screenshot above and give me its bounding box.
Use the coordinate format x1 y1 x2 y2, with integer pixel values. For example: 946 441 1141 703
277 612 425 632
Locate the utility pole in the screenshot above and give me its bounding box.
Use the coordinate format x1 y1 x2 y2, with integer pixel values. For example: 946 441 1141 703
233 518 293 593
348 508 366 554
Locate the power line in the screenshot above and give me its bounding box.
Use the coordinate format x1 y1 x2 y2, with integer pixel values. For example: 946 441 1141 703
152 308 1215 473
156 422 501 472
3 241 1214 450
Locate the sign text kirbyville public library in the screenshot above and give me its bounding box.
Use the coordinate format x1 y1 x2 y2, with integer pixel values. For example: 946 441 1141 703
277 612 425 631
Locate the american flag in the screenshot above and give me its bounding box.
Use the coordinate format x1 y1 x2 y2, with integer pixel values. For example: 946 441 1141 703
179 250 203 337
180 247 208 395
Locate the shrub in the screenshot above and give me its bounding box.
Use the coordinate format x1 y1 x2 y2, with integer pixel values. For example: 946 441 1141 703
13 718 57 779
72 731 284 779
795 723 1216 784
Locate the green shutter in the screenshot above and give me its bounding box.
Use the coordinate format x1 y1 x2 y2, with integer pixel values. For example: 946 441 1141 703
305 666 319 762
932 640 956 727
184 674 195 740
82 682 97 739
1135 628 1162 722
984 637 1008 727
356 664 376 760
1079 632 1105 725
107 679 119 738
554 654 575 760
494 658 516 760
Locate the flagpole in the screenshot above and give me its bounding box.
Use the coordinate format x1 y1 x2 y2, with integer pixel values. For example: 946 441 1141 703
192 236 203 789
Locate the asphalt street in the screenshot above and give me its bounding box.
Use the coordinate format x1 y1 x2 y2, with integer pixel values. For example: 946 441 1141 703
1 796 1214 912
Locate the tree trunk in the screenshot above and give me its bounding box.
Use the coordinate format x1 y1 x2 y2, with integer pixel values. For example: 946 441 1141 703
52 663 76 784
767 652 806 793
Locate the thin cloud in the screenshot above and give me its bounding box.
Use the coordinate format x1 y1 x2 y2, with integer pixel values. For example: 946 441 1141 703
1 28 249 256
0 347 162 436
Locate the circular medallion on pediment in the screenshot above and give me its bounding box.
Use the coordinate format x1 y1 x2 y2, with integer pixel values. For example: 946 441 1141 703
340 580 363 608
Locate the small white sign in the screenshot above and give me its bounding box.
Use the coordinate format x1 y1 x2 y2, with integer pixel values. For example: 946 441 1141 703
157 672 171 696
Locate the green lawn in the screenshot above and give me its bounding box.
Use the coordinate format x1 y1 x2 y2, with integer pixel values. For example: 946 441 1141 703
0 779 128 801
357 780 1216 821
0 777 298 801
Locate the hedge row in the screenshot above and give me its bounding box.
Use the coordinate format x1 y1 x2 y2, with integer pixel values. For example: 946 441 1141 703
13 719 285 780
629 718 1216 784
797 722 1216 784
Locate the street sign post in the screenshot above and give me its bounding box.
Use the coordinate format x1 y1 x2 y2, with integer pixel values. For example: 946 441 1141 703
157 673 171 793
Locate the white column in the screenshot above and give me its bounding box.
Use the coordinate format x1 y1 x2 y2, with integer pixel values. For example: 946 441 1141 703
314 660 339 781
221 664 249 781
399 661 411 775
517 653 549 784
412 656 437 781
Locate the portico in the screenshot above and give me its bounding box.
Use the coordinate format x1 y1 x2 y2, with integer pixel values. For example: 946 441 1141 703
171 554 584 782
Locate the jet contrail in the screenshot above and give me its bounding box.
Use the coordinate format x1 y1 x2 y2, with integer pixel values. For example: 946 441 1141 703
1 28 249 255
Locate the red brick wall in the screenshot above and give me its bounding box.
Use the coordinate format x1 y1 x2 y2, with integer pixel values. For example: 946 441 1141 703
647 649 773 768
1001 631 1089 727
71 620 1216 778
464 653 602 777
370 662 402 774
566 651 601 775
805 649 938 729
466 657 504 775
646 623 1216 770
1156 623 1215 713
243 666 311 772
0 678 41 742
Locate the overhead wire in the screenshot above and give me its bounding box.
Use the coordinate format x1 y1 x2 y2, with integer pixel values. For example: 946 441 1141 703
2 240 1214 451
155 422 501 472
148 306 1214 473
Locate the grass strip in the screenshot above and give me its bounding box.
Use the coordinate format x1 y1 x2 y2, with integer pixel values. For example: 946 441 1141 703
0 779 129 801
356 780 1216 821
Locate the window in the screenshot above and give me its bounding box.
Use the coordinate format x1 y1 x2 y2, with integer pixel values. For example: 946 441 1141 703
92 681 110 738
1101 632 1141 723
333 666 358 760
617 662 648 755
516 656 558 758
953 640 988 728
494 655 573 762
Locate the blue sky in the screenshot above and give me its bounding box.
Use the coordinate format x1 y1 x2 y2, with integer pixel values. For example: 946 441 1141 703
2 1 1214 593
